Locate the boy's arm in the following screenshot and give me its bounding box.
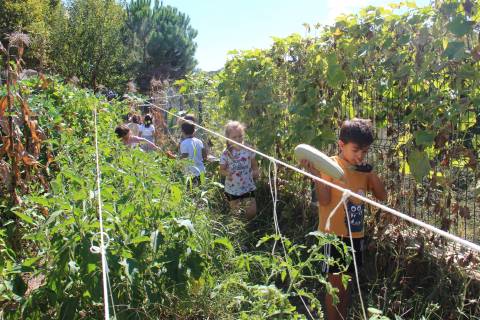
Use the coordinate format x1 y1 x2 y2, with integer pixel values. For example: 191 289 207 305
368 172 387 201
316 177 332 206
300 159 331 205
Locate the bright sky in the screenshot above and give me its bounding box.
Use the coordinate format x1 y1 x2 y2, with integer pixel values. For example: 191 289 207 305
163 0 431 71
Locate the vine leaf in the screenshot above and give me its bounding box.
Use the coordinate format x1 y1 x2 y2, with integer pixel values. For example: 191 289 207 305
407 150 430 183
447 15 473 37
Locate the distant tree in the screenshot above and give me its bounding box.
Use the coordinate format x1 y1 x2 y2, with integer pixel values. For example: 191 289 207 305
49 0 131 90
0 0 59 69
147 4 198 79
126 2 198 85
126 0 155 65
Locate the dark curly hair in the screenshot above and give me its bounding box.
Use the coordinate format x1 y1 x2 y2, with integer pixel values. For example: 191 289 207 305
144 114 153 128
339 118 374 148
115 125 130 138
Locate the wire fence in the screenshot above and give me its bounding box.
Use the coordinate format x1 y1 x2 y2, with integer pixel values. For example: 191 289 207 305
137 82 480 244
338 80 480 244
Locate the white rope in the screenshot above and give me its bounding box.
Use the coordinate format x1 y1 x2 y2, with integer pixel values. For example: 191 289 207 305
268 161 285 256
92 106 113 320
106 266 118 320
144 100 480 253
342 193 367 320
325 193 349 232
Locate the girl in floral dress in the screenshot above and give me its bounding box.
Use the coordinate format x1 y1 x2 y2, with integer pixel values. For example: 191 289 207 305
219 121 259 220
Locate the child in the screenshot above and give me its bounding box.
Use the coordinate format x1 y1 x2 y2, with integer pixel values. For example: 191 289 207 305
115 125 175 158
115 125 158 149
179 120 207 183
139 114 155 143
127 114 141 137
183 114 212 156
302 118 386 320
219 121 259 220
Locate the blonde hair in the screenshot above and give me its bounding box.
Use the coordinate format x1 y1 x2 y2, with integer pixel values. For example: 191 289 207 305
224 121 245 149
225 121 245 137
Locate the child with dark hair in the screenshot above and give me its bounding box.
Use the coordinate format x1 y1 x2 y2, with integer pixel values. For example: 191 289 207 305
115 125 175 158
177 114 212 156
302 118 386 320
115 125 156 149
179 119 207 180
127 114 141 136
139 114 155 143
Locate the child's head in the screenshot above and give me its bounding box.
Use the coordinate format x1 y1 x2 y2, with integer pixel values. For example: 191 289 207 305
181 121 195 136
184 114 196 122
225 121 245 149
131 114 141 124
177 113 196 127
115 125 130 139
144 114 153 127
338 118 374 165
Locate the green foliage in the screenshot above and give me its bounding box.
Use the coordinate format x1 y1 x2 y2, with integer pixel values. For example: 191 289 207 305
126 1 198 85
48 0 130 90
0 78 343 319
146 5 198 78
126 0 155 66
217 1 480 187
0 0 56 67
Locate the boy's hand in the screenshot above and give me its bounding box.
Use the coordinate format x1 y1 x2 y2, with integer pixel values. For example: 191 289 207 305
166 150 177 159
300 159 320 176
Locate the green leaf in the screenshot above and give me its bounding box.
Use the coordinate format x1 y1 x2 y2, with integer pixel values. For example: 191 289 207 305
14 211 35 225
185 250 204 279
459 112 476 131
407 150 431 183
326 54 346 88
405 1 417 8
72 188 87 201
12 274 27 297
131 235 151 244
170 185 182 205
398 34 410 46
60 297 78 320
213 237 234 251
414 130 435 146
87 263 97 274
447 16 473 37
22 257 41 268
367 307 383 315
443 41 466 60
45 210 63 226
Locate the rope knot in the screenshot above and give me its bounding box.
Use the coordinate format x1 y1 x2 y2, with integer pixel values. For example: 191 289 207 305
90 231 111 254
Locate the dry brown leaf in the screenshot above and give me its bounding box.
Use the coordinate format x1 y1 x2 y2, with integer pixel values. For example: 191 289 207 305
0 96 7 119
22 153 39 166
